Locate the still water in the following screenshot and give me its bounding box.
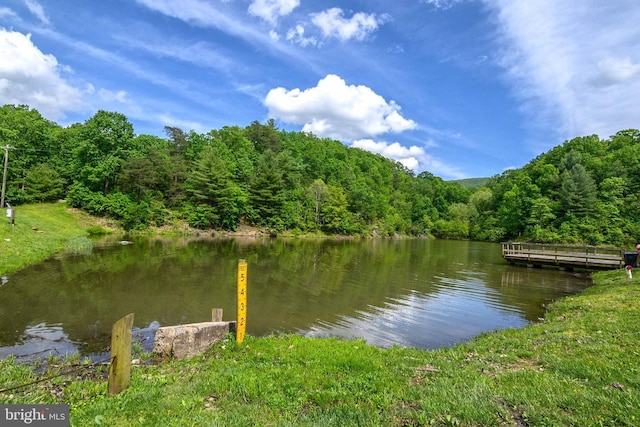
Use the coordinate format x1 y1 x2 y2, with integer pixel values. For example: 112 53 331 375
0 238 591 360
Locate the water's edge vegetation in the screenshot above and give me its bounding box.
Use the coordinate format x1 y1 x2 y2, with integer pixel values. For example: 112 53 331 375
2 105 639 246
1 204 639 425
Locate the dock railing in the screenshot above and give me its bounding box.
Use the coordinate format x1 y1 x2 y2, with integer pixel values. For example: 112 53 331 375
501 242 624 270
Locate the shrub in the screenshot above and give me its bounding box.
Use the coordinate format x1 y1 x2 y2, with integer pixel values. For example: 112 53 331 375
182 204 219 229
86 226 111 236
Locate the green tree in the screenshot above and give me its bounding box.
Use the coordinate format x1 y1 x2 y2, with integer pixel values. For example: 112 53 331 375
23 163 65 203
187 145 248 230
559 163 597 218
307 179 328 229
246 119 281 153
321 185 352 234
0 105 59 203
497 185 526 238
468 187 493 240
120 148 172 202
248 150 286 229
432 202 470 239
211 126 256 183
74 110 135 195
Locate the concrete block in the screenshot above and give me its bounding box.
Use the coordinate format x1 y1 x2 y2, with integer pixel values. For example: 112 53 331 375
153 321 230 361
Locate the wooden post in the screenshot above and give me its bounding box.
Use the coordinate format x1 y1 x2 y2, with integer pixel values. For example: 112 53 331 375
108 313 134 396
212 308 223 322
237 260 247 343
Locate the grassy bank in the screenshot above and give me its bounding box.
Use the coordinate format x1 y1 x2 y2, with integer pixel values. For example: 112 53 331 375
0 203 116 276
1 269 639 426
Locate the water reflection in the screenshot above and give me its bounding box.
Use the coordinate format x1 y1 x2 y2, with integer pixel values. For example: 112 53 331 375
0 238 591 358
0 323 78 361
0 321 160 362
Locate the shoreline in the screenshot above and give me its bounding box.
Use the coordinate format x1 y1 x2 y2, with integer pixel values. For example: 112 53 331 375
1 269 637 425
1 204 638 424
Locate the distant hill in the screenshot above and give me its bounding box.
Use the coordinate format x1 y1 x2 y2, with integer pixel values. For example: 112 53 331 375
449 177 490 189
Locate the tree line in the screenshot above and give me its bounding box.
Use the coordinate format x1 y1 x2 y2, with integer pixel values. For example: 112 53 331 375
1 104 638 246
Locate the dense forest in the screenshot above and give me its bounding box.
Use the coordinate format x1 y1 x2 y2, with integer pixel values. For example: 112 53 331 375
1 104 639 246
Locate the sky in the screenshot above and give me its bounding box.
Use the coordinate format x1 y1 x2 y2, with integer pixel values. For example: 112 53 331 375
1 0 639 180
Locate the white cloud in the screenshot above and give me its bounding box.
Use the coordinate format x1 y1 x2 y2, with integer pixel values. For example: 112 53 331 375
98 88 130 104
133 0 310 63
134 0 226 26
264 74 416 140
488 0 640 140
268 30 280 41
0 7 18 19
351 138 466 178
310 8 387 41
0 29 85 120
24 0 49 25
248 0 299 25
421 0 464 10
351 139 424 170
285 24 317 47
590 57 640 87
134 0 266 43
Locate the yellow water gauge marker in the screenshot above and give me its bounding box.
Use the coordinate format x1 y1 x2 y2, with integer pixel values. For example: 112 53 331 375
237 259 247 343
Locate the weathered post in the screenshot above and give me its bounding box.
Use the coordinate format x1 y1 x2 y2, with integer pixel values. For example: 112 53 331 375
108 313 134 396
237 260 247 343
212 308 223 322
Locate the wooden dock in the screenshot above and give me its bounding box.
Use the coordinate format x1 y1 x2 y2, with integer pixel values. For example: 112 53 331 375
501 242 624 270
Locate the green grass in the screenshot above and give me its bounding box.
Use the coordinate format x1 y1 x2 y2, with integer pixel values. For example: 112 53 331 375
0 203 115 275
1 270 639 425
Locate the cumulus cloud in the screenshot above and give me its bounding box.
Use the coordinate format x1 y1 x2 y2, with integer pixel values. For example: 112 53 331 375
351 139 425 170
0 29 85 120
488 0 640 140
351 138 466 178
264 74 416 140
248 0 299 25
310 8 388 41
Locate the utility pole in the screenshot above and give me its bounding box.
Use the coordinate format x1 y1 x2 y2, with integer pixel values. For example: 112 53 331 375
1 146 11 209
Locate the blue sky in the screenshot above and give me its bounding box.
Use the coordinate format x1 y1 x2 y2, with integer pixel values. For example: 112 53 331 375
1 0 639 179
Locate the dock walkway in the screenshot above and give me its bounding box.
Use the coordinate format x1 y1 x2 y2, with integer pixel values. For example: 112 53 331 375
501 242 624 270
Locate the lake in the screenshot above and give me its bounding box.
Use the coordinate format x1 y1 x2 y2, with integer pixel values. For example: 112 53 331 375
0 237 591 360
